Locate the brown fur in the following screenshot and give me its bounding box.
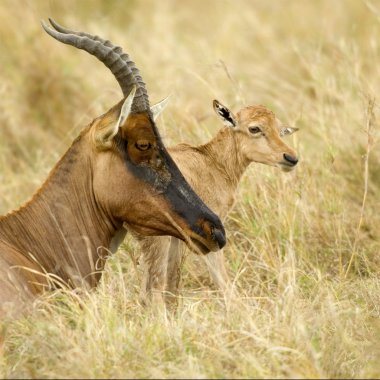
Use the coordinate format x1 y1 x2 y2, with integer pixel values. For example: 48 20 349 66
0 100 224 317
136 103 298 307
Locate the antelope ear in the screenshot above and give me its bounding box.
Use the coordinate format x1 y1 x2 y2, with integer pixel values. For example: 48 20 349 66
151 95 170 121
279 126 299 137
213 99 237 127
117 85 137 128
95 86 136 148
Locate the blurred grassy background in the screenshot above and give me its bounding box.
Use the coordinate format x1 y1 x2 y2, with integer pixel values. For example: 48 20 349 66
0 0 380 378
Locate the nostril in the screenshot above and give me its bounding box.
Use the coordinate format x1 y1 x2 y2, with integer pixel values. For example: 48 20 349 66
283 153 298 165
212 226 226 249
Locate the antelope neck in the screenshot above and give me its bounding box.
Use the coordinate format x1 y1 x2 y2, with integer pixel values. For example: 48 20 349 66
0 134 120 289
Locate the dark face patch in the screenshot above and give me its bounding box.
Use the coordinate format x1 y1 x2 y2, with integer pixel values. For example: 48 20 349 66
115 113 170 193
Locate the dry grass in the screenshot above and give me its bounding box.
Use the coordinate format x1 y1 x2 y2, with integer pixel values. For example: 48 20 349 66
1 0 380 378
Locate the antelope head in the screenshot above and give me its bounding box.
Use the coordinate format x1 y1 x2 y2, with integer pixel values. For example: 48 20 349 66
42 20 226 254
213 100 299 171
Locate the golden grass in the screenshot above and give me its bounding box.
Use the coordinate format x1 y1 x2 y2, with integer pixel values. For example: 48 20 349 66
1 0 380 378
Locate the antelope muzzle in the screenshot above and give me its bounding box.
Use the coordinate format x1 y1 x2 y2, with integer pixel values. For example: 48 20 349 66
187 215 226 255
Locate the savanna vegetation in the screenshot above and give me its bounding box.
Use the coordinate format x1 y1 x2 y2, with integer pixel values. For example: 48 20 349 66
0 0 379 378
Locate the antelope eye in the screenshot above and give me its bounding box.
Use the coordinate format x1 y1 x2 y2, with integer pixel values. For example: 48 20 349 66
249 126 261 134
135 140 152 151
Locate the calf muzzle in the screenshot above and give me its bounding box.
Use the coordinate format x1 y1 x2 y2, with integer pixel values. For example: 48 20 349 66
283 153 298 166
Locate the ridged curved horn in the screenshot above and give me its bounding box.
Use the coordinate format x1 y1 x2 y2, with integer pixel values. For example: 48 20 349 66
41 19 149 113
48 19 149 109
48 19 145 89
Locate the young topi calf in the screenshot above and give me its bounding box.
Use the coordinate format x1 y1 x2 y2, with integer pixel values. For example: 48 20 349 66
0 20 226 317
136 100 298 306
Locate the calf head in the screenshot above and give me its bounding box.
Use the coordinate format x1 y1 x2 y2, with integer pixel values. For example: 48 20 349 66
213 100 299 171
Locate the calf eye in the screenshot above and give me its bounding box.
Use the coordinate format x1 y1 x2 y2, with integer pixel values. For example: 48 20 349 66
249 126 261 134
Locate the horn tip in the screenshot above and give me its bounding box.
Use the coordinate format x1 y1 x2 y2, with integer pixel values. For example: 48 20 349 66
40 19 50 30
41 19 60 39
48 17 61 30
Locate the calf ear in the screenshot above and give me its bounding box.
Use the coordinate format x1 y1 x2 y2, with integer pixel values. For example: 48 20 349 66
94 86 136 148
279 126 299 137
213 99 237 127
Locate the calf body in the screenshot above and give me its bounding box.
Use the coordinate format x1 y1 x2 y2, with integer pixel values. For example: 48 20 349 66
137 101 299 306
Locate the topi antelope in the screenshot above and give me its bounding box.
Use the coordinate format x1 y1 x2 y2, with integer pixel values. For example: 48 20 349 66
0 20 226 317
136 100 299 307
